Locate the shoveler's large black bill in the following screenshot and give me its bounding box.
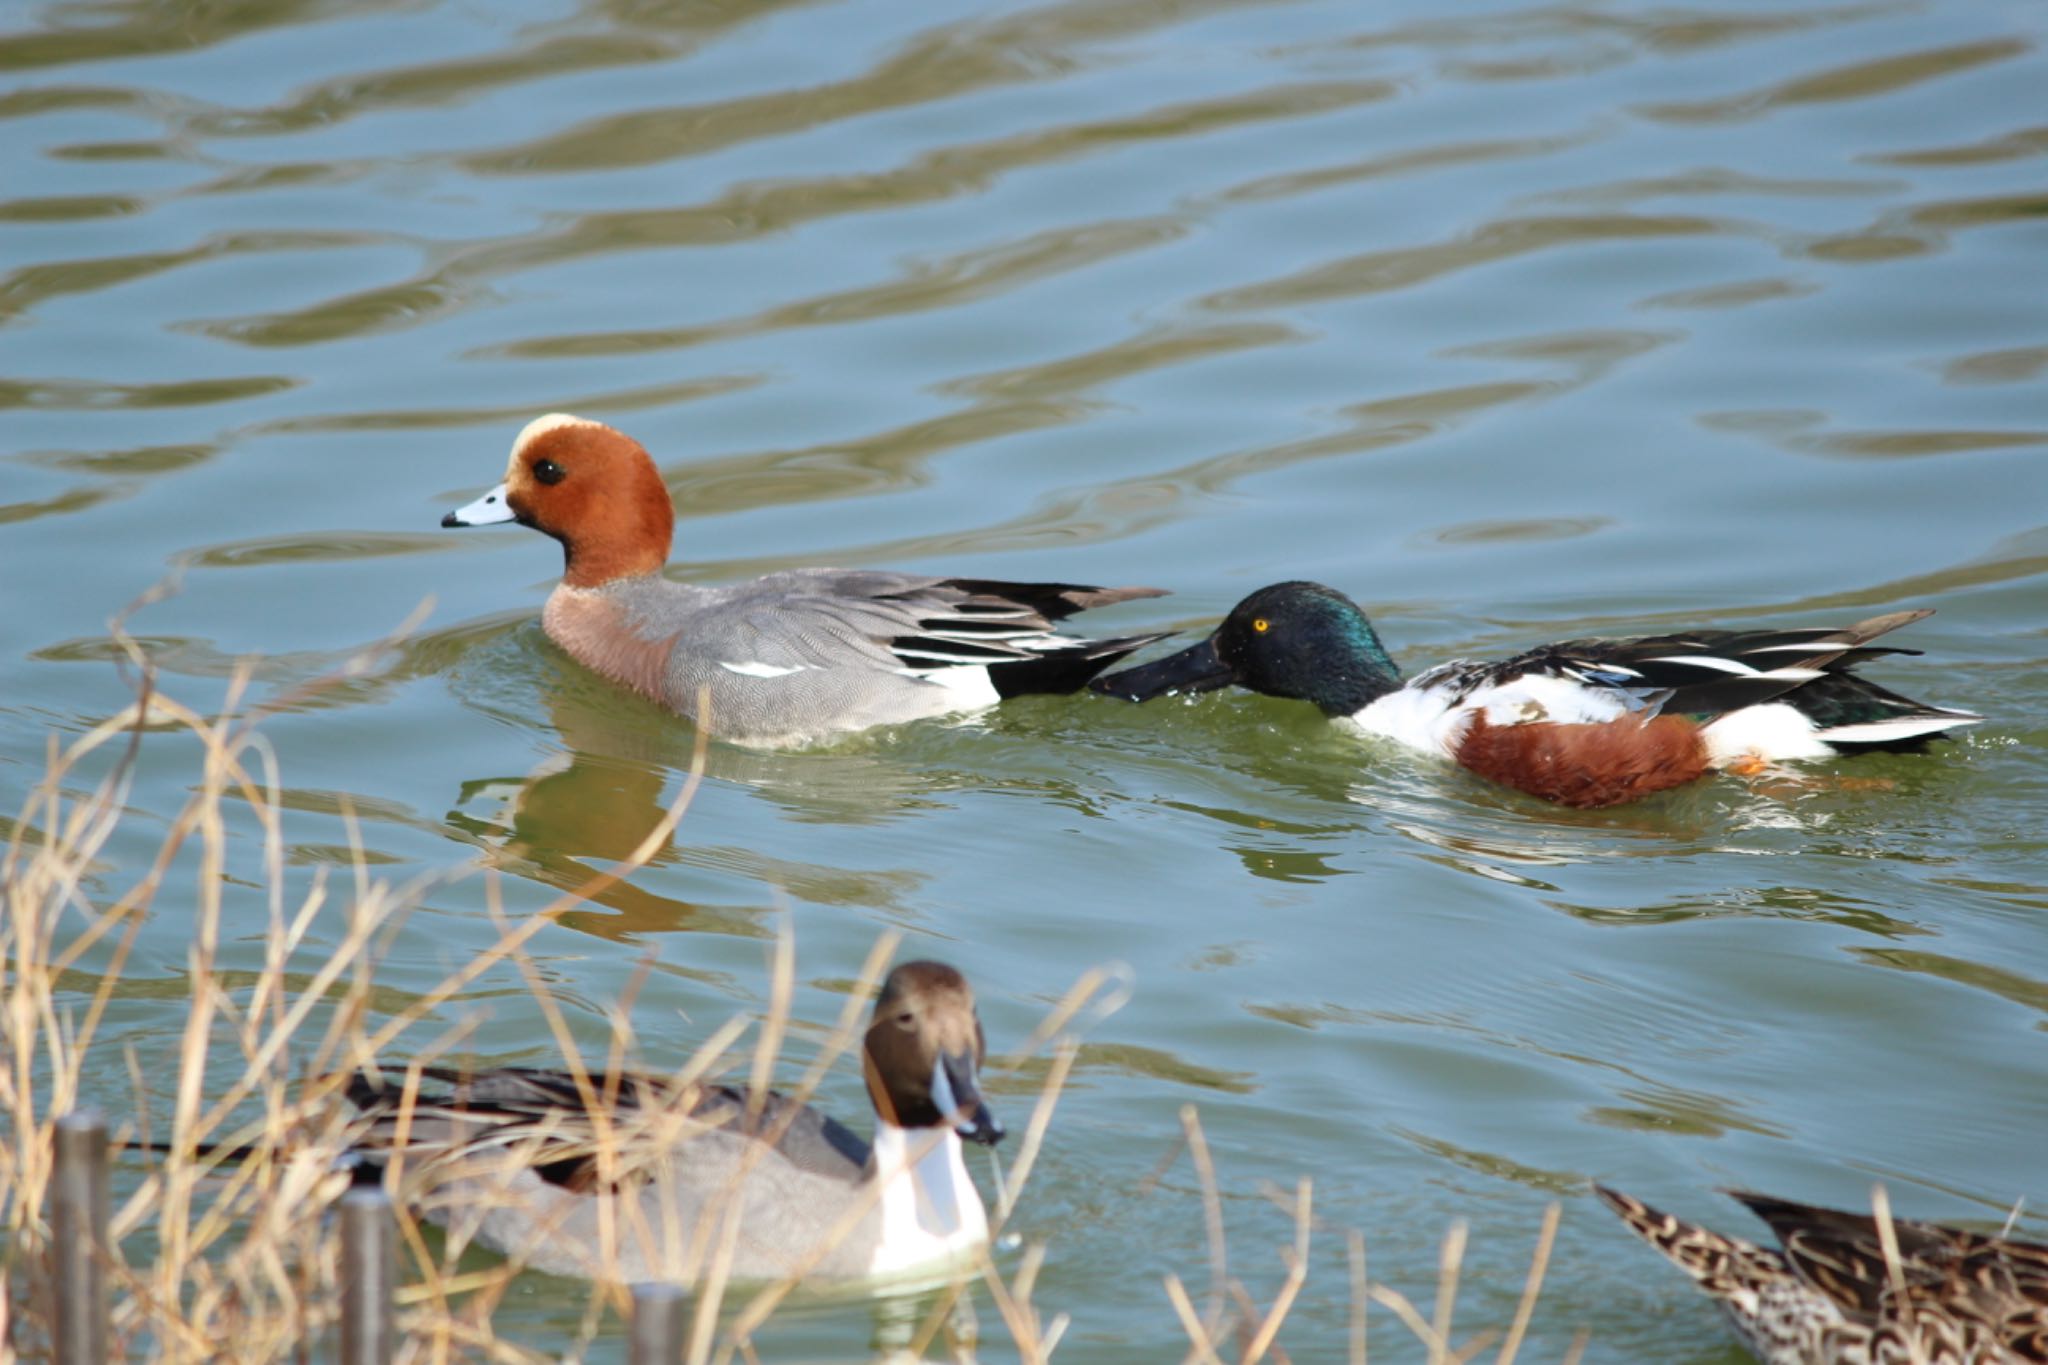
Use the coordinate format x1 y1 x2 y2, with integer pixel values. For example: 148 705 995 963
1089 633 1237 702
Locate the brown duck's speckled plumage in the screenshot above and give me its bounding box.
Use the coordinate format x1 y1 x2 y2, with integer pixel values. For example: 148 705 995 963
1597 1185 2048 1364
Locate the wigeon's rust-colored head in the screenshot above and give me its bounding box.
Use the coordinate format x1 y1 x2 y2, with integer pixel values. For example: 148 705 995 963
442 414 673 588
862 961 1003 1145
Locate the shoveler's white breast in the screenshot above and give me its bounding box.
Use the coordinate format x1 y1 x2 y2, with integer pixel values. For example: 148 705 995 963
1344 667 1634 756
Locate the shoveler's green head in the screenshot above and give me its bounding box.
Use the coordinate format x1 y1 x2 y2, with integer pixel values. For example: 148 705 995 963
1091 580 1402 715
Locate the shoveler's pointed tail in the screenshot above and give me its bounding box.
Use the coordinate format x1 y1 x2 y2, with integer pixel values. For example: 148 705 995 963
1631 609 1981 756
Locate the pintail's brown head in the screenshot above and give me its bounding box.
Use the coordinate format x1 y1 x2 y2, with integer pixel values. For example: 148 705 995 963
862 961 1003 1146
440 414 674 589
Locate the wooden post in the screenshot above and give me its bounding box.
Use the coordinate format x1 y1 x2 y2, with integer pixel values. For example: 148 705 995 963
51 1110 110 1365
338 1185 395 1365
629 1282 686 1365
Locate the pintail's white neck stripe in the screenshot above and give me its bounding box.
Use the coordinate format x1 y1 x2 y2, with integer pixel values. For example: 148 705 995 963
867 1121 988 1277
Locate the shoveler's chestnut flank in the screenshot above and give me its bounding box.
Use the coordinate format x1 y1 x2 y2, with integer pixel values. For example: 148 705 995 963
1596 1185 2048 1364
442 414 1171 747
1092 581 1980 808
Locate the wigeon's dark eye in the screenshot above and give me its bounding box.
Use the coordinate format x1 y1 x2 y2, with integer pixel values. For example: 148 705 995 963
896 1011 916 1027
533 458 565 486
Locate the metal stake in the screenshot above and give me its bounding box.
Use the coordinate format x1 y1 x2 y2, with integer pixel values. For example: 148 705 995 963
338 1185 395 1365
51 1110 110 1365
629 1282 686 1365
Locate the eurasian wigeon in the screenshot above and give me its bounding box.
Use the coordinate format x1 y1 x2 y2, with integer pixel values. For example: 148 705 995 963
1093 581 1979 808
442 414 1170 746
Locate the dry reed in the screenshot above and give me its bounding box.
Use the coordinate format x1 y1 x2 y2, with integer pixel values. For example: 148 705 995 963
2 632 1577 1362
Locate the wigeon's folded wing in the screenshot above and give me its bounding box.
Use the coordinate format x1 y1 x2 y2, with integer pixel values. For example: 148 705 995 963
701 570 1165 673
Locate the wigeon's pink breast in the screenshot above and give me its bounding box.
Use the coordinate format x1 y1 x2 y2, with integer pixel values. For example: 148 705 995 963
541 587 677 705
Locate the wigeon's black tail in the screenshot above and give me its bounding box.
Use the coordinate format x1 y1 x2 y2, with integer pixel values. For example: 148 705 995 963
889 578 1174 698
987 631 1178 699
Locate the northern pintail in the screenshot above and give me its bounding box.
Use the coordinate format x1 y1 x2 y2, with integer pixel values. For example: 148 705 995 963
346 961 1005 1286
1092 581 1978 808
441 414 1170 747
1597 1185 2048 1364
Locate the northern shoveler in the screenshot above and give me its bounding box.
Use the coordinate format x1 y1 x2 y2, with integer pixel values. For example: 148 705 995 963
166 962 1006 1286
1091 581 1980 808
1596 1184 2048 1364
442 414 1170 746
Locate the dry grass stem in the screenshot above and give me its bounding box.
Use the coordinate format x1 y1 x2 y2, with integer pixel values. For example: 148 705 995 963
1349 1228 1368 1365
1495 1202 1559 1365
5 627 1582 1362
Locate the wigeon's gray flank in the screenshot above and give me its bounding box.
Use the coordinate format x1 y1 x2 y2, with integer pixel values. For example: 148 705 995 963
444 414 1170 746
344 961 1004 1286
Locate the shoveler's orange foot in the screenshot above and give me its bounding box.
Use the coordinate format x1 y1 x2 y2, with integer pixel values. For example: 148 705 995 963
1726 753 1773 777
1742 770 1901 803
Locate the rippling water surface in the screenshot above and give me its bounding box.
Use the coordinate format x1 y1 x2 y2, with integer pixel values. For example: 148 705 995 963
7 0 2048 1358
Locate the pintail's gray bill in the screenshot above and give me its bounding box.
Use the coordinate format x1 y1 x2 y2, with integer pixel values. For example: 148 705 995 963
934 1048 1004 1146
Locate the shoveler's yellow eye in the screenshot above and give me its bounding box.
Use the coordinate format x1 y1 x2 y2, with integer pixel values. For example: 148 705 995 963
1252 617 1270 633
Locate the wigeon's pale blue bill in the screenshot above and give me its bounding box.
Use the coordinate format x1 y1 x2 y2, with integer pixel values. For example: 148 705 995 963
442 483 516 527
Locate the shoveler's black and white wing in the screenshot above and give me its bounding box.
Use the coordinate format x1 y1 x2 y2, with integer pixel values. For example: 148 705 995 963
1352 611 1979 765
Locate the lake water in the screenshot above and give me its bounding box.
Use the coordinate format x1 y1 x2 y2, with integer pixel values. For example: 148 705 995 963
5 0 2047 1358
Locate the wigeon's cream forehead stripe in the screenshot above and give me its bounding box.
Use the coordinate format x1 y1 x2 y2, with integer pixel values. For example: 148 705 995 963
509 412 601 466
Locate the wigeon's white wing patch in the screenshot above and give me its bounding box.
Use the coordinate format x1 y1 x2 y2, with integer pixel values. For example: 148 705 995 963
898 664 1001 709
718 660 810 679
